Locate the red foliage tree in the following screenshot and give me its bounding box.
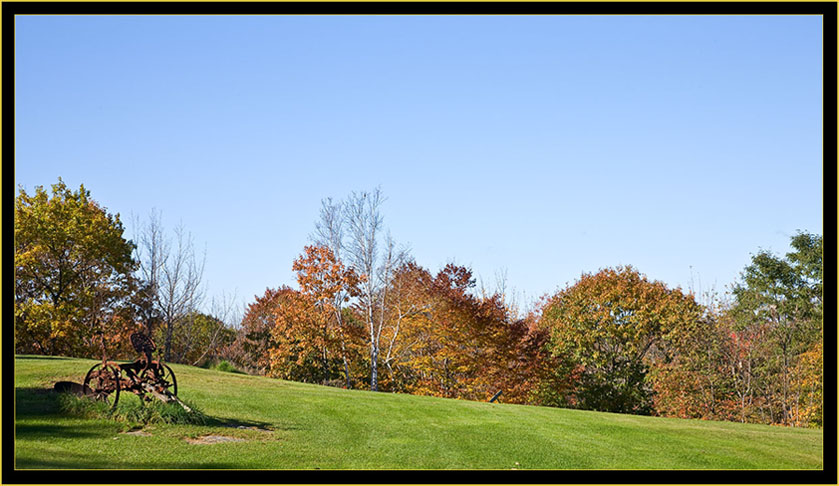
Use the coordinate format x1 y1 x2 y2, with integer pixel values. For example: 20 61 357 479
231 286 296 375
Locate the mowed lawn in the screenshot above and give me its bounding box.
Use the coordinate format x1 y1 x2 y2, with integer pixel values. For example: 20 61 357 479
14 355 823 470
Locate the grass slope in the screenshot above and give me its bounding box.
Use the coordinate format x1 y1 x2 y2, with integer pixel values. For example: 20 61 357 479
14 355 823 470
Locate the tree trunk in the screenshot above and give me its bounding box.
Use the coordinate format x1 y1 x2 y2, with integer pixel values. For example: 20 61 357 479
322 324 329 383
164 319 174 362
343 356 351 388
370 344 378 391
782 341 790 426
335 309 351 389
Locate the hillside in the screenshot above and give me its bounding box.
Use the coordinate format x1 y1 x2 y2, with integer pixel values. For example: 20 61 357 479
14 355 823 470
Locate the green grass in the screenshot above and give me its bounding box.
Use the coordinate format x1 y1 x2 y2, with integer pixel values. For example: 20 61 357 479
14 355 823 470
57 392 209 427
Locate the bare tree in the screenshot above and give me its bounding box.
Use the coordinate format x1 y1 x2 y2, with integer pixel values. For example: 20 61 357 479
343 188 409 391
313 197 345 260
188 290 243 366
133 208 166 335
311 197 355 388
309 188 409 391
477 267 529 322
343 189 383 390
133 210 206 362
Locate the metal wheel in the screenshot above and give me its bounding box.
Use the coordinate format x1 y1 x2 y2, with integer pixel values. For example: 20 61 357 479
83 362 121 410
159 363 178 397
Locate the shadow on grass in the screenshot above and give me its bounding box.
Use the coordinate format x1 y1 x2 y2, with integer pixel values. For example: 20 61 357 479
15 387 117 443
15 387 63 417
208 415 300 431
16 385 299 433
223 369 247 375
16 454 243 469
15 422 114 440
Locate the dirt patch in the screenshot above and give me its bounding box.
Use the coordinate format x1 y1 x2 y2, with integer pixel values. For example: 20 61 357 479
184 434 247 444
121 430 152 437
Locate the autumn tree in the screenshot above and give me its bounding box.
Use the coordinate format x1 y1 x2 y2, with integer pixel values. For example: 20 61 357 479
480 308 567 406
540 266 703 414
383 263 477 397
647 233 823 427
427 266 515 400
231 286 295 375
378 262 559 404
266 245 365 385
292 245 363 387
791 336 823 427
268 288 321 381
647 292 739 421
268 290 358 384
15 179 138 357
377 261 434 391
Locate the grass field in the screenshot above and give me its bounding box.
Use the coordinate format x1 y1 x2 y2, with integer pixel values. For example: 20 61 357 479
14 355 823 470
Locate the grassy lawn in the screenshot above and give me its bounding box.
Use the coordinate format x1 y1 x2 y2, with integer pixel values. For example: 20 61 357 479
14 355 823 470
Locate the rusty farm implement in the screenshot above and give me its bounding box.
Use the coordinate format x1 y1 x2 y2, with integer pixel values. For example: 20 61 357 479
55 331 190 411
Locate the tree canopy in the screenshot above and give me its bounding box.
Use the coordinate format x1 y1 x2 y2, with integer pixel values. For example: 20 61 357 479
15 178 138 357
540 266 702 414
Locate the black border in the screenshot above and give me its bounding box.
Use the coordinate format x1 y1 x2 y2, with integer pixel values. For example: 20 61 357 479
1 1 838 15
3 2 836 484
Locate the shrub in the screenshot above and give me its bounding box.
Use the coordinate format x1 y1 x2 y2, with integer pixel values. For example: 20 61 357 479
212 360 239 373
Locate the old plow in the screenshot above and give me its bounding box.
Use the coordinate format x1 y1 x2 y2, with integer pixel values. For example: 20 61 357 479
55 332 190 412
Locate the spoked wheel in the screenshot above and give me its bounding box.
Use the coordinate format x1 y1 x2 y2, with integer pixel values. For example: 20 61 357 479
158 363 178 397
83 362 121 410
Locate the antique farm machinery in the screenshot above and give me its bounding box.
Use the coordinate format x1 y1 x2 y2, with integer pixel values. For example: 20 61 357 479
57 331 188 411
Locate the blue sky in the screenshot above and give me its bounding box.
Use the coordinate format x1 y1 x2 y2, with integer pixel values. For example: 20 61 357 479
15 15 823 312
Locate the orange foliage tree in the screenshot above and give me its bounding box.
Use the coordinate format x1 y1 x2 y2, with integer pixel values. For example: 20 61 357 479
230 286 296 375
378 262 559 404
791 337 823 427
292 245 364 387
268 245 365 386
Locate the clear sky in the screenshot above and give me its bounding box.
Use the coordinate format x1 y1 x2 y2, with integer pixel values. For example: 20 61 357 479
15 15 823 313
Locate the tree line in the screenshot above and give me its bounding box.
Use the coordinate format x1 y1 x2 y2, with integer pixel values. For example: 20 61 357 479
15 180 823 427
15 179 236 365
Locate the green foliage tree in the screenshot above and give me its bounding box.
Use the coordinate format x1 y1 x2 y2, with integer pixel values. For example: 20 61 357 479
647 232 823 427
540 266 702 414
155 311 236 366
15 178 138 357
729 231 822 426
